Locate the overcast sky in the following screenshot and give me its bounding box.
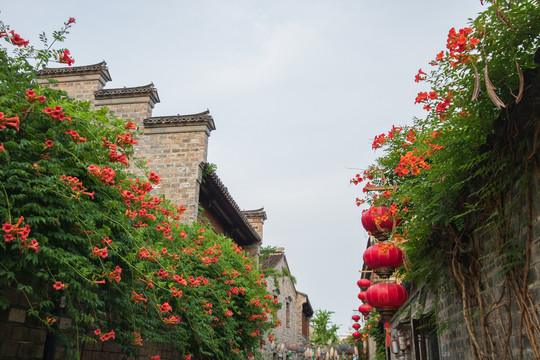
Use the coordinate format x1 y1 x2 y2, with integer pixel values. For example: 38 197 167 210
2 0 485 334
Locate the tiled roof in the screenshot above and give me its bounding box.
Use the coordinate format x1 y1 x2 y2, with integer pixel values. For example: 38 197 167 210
144 110 215 129
94 83 160 103
200 166 261 246
241 208 267 221
38 61 112 81
261 253 284 269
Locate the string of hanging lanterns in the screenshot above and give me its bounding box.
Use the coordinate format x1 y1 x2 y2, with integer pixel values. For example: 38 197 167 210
351 204 409 357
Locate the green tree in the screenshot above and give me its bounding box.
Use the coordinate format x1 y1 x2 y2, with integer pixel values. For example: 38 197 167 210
0 19 279 360
309 309 340 346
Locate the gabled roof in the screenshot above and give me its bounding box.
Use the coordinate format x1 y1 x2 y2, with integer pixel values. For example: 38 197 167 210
144 110 215 130
199 166 261 247
261 253 285 270
38 61 112 81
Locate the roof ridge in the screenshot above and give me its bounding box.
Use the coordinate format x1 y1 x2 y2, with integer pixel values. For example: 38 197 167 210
144 111 215 129
38 61 111 81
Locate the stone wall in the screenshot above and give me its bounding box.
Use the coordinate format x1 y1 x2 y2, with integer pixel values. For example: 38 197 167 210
0 286 180 360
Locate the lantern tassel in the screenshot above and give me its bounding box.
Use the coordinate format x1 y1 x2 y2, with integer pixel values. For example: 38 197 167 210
385 322 390 348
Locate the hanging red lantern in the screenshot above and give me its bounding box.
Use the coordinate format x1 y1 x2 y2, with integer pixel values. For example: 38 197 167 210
365 282 408 321
352 323 361 330
363 242 403 279
357 279 371 290
352 315 361 322
353 332 361 339
361 206 401 240
358 304 372 315
358 291 367 303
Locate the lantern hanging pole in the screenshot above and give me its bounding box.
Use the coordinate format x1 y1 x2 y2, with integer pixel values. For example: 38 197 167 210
358 270 373 273
364 171 398 192
364 182 398 192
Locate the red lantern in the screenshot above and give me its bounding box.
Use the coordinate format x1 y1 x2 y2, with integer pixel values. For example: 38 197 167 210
352 315 361 322
366 282 408 321
361 206 401 240
358 304 372 315
352 323 361 330
363 242 403 279
357 279 371 290
358 291 367 303
352 332 361 339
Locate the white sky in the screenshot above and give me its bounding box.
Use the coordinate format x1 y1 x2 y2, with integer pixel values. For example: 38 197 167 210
2 0 485 335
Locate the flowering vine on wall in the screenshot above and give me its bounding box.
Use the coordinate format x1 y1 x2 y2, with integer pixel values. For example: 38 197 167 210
0 18 280 360
351 0 540 358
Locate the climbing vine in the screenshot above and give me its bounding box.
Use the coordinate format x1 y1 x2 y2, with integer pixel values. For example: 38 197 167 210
352 1 540 358
0 18 279 360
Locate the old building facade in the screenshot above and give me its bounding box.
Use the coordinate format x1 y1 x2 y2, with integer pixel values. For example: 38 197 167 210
261 248 314 359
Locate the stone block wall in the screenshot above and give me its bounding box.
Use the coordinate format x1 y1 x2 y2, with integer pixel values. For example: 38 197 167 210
0 285 179 360
0 286 46 359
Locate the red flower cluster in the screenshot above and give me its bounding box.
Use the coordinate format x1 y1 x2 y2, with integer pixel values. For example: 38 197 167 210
94 329 115 342
64 17 76 26
446 27 479 68
394 151 431 176
59 175 94 199
88 165 116 184
371 126 402 150
92 247 108 259
1 30 29 47
131 291 148 303
65 129 87 143
163 315 181 325
108 266 122 282
414 91 438 104
125 121 136 130
2 216 39 252
414 68 427 83
25 89 46 103
42 106 72 122
159 301 173 313
0 112 20 131
109 150 129 166
148 172 161 185
435 95 453 121
132 332 143 346
116 133 138 147
58 49 75 66
227 286 246 297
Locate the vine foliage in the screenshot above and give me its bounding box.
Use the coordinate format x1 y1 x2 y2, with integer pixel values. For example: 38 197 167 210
0 19 279 360
351 1 540 358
